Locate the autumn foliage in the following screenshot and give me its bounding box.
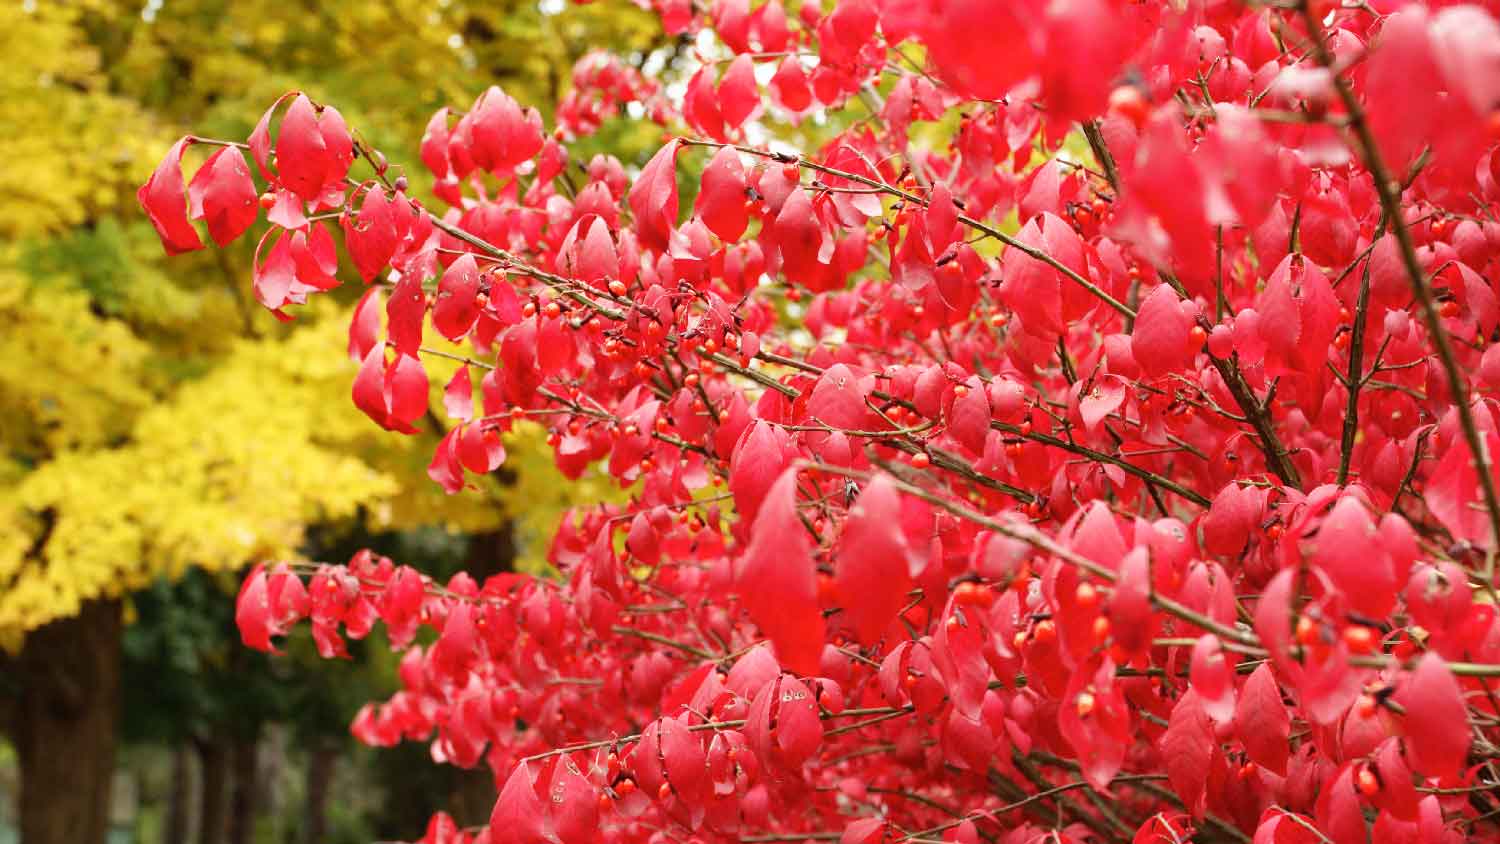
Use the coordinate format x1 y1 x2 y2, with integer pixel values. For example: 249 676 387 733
141 0 1500 842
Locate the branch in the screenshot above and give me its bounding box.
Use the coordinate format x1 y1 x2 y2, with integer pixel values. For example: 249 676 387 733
1300 4 1500 565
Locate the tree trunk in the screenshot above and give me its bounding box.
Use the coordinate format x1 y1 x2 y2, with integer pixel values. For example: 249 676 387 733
196 736 229 844
226 733 258 844
164 746 194 844
12 598 122 844
302 741 337 844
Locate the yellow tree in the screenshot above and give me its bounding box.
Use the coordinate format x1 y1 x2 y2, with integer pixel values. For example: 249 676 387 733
1 3 664 842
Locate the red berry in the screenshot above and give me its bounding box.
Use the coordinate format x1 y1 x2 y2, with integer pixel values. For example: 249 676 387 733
911 452 931 469
258 191 276 209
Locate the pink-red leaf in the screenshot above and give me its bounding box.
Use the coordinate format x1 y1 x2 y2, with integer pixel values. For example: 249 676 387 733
138 137 204 255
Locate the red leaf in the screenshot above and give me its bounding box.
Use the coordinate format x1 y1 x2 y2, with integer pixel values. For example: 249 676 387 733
720 54 759 129
187 146 258 247
575 216 617 284
730 420 791 528
770 56 813 112
433 254 482 341
1397 653 1471 779
696 146 750 243
841 818 885 844
627 139 681 251
235 565 276 652
349 288 383 362
807 363 872 430
387 353 429 432
659 713 708 800
1160 690 1214 816
138 137 204 256
542 757 597 844
1234 663 1290 776
835 474 912 645
458 422 506 475
353 346 428 434
386 274 426 356
1079 374 1126 433
489 764 555 844
1109 547 1154 658
947 381 991 455
1189 635 1237 723
443 366 473 421
427 427 465 494
736 469 824 675
248 228 304 316
277 94 350 202
1315 496 1396 618
776 675 824 765
344 188 400 283
1131 284 1194 377
775 187 824 282
1366 8 1445 170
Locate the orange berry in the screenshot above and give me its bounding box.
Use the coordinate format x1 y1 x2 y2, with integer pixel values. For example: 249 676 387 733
1075 582 1099 609
911 452 931 470
1295 616 1318 646
616 779 636 796
609 280 628 296
258 191 276 209
544 301 562 319
1091 616 1111 642
1342 625 1377 654
1034 619 1056 644
1075 691 1096 718
658 782 673 801
1356 767 1379 797
1440 300 1460 319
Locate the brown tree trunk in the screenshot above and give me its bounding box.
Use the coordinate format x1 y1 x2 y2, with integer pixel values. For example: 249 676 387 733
226 733 258 844
164 745 193 844
12 599 122 844
196 736 229 844
302 741 337 844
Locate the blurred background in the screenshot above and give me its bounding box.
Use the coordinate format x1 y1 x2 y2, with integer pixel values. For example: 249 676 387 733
0 2 675 842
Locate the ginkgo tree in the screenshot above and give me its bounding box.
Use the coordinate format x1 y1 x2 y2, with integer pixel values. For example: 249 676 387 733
143 0 1500 841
